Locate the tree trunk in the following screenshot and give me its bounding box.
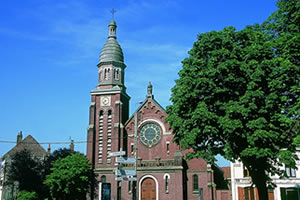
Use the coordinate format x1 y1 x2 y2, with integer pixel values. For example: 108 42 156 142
250 170 269 200
255 180 268 200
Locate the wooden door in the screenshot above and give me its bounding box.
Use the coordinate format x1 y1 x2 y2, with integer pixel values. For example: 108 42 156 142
141 178 156 200
268 191 274 200
238 187 244 200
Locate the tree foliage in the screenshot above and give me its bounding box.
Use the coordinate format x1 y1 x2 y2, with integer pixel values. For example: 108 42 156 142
166 1 299 200
44 148 73 177
6 149 44 197
44 153 96 200
42 148 74 199
6 148 90 200
17 191 39 200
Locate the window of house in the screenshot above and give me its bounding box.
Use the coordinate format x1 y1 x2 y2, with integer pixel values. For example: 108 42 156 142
280 187 299 200
193 174 198 191
285 166 296 177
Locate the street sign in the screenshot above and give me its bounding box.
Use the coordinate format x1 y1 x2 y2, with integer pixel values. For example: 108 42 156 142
108 151 125 157
115 169 136 176
116 157 136 164
115 177 137 181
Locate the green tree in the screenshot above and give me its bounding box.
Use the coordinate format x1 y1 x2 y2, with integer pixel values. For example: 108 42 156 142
42 148 74 199
166 2 299 199
17 191 38 200
44 153 96 200
6 149 44 198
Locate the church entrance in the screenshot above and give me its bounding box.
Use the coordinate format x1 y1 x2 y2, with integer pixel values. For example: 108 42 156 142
141 177 156 200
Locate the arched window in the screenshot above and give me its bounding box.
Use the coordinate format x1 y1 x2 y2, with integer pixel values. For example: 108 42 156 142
104 68 110 80
193 174 198 191
164 174 170 193
107 69 111 80
114 69 119 80
104 69 107 80
101 175 106 183
165 176 169 193
128 180 132 193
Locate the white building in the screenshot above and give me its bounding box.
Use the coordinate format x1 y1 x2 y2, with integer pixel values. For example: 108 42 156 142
231 150 300 200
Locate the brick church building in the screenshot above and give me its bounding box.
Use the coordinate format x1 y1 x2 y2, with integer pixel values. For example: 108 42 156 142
86 19 216 200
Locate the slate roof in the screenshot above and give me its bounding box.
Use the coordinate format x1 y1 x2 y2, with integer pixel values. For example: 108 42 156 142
1 135 47 160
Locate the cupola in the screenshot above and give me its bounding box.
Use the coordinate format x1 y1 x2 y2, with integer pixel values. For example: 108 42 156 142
99 20 124 64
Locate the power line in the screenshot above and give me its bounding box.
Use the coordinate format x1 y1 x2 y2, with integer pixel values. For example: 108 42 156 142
0 137 129 145
0 140 89 144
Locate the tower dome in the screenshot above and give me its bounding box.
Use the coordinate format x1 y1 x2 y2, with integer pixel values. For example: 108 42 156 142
99 20 124 63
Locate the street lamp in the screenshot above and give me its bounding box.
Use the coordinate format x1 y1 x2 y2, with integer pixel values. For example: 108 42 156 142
133 101 142 200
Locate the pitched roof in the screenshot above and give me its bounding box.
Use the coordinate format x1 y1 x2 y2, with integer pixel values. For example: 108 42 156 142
221 166 231 179
125 96 167 126
2 135 47 160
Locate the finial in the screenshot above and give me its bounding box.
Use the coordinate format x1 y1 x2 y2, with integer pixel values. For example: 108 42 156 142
147 82 153 98
110 8 116 20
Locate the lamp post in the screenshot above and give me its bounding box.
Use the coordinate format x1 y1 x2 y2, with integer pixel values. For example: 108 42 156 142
133 101 142 200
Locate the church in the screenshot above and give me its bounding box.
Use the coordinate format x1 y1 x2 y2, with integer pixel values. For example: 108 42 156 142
86 19 216 200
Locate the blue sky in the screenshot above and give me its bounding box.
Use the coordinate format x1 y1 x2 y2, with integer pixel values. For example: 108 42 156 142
0 0 278 166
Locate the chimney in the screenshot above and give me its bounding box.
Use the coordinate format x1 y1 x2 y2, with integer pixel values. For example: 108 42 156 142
17 131 23 144
47 144 51 155
70 140 74 153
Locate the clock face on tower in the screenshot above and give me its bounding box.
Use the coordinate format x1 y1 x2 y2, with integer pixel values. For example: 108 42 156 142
100 96 111 106
139 123 162 148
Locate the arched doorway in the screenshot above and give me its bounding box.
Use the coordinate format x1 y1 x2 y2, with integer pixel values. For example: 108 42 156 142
141 177 156 200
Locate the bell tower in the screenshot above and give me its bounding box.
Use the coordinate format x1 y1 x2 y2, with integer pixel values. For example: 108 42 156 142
87 19 130 169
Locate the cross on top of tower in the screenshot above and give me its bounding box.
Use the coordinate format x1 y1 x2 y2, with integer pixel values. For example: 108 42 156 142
110 8 116 20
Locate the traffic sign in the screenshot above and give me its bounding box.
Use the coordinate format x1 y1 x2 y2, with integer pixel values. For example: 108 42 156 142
109 151 125 157
115 170 136 176
115 177 137 181
116 157 136 164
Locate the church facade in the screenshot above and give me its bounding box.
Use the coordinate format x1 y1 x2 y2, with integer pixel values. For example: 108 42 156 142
86 19 215 200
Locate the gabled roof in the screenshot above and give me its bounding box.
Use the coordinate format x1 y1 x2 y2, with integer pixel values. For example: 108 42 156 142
125 96 167 127
2 135 47 160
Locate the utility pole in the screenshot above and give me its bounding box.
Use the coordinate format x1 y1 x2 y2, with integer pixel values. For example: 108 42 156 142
133 101 142 200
